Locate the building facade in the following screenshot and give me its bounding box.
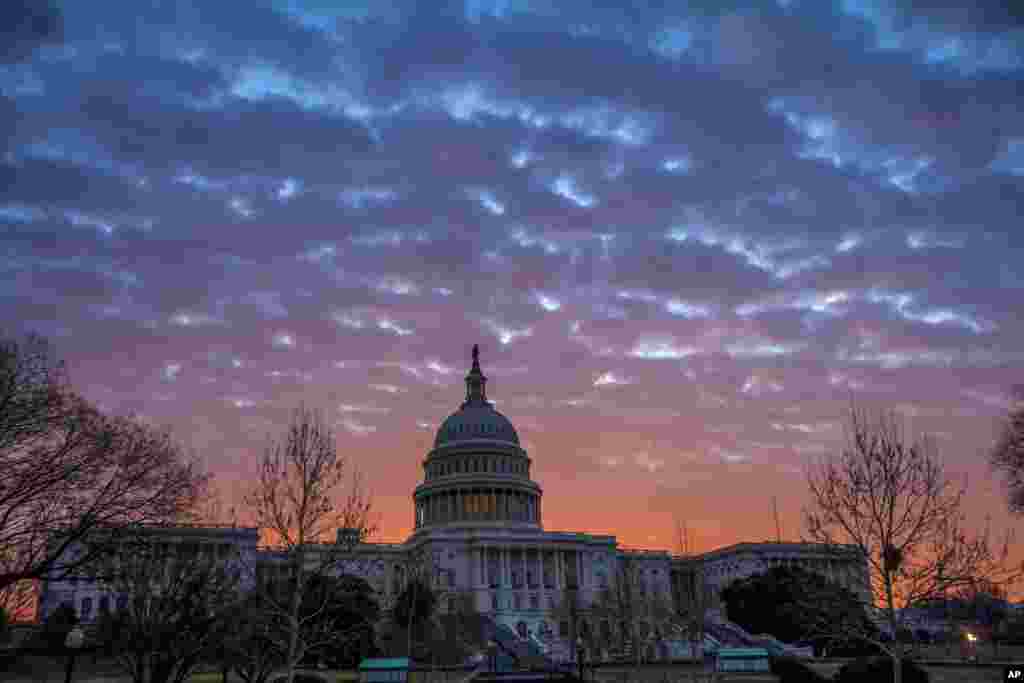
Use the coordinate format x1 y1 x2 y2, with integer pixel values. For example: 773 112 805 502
38 346 871 658
37 524 260 624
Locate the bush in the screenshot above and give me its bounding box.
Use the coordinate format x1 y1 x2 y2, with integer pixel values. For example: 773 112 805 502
770 656 830 683
39 603 79 653
801 636 886 657
835 656 930 683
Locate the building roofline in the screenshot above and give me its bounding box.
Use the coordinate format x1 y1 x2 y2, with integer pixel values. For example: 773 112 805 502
694 540 864 560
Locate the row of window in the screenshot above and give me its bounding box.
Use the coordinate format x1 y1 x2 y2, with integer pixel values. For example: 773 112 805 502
707 556 852 578
491 592 555 610
427 455 527 479
442 422 510 438
415 491 538 525
506 619 662 643
59 595 129 621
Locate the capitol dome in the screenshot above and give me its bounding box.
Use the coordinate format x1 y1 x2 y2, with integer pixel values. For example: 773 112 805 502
433 344 519 447
414 344 541 531
435 403 519 447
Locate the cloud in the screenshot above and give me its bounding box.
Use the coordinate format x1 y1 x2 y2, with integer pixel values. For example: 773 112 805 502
1 0 1022 563
2 0 62 63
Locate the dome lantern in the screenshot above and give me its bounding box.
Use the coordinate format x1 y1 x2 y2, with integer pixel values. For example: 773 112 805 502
464 343 487 405
432 345 519 447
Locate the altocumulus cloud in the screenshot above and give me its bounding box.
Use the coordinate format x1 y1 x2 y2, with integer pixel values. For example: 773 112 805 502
1 0 1022 552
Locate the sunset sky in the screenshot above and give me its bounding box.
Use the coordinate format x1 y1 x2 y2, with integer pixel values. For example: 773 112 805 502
2 1 1023 563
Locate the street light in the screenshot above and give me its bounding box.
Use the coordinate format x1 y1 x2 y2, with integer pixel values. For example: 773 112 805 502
64 625 85 683
576 635 585 681
486 639 498 673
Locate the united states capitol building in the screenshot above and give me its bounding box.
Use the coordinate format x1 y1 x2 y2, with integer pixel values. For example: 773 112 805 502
39 346 870 658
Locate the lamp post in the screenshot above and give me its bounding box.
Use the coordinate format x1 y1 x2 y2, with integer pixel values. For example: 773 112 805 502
576 635 585 681
64 625 85 683
487 639 497 673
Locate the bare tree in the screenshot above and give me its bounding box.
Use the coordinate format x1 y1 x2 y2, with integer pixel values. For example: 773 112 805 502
549 585 586 663
445 589 487 662
804 406 1023 683
243 405 375 683
673 518 711 668
589 555 652 663
0 333 208 595
392 545 453 661
990 386 1024 515
214 590 286 683
97 533 244 683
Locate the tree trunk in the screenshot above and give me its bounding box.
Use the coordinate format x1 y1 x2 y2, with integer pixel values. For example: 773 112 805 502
407 578 418 660
883 573 901 683
284 555 304 683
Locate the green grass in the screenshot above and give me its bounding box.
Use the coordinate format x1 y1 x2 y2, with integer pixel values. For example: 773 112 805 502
186 670 360 683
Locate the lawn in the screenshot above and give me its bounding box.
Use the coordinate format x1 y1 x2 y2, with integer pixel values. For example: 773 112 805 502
186 670 360 683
